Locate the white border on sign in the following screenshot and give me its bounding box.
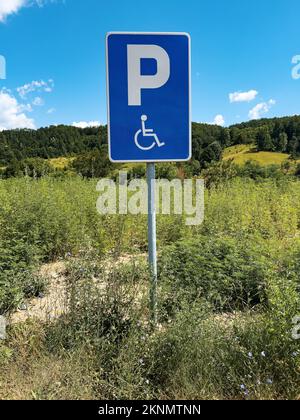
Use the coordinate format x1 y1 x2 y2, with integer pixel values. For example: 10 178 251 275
105 32 192 163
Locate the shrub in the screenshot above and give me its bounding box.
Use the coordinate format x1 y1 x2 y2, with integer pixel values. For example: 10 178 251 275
0 270 46 314
71 148 113 178
159 236 273 315
127 164 146 179
201 159 238 188
46 254 148 352
156 163 178 180
237 161 283 180
3 158 55 179
0 223 45 314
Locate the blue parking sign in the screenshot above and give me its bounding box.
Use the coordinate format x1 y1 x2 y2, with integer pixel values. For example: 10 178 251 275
106 32 191 163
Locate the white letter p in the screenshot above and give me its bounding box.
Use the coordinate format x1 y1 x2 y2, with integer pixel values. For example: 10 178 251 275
127 45 170 106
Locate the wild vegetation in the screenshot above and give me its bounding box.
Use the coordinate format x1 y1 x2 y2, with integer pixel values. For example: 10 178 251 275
0 173 300 400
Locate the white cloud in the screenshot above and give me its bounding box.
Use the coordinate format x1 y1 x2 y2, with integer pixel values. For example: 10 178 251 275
19 102 33 112
229 90 258 103
0 90 35 130
212 114 225 126
17 79 54 99
248 99 276 120
0 0 60 22
47 107 55 114
72 121 101 129
32 96 44 106
0 0 26 22
35 0 61 6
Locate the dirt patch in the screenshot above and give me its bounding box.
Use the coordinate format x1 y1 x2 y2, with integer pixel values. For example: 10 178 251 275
9 254 148 325
9 262 67 324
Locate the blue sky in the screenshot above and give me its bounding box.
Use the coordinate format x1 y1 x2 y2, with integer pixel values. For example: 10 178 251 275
0 0 300 130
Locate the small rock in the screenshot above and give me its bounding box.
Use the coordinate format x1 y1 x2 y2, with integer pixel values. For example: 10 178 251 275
0 315 7 340
18 303 28 311
38 292 45 299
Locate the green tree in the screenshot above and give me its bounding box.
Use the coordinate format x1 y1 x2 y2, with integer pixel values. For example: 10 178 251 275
71 147 113 178
256 127 274 151
220 128 231 147
278 132 288 152
288 136 299 158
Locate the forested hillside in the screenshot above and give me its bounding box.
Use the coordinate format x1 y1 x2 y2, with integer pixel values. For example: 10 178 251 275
0 122 227 168
230 115 300 156
1 115 300 169
0 125 107 165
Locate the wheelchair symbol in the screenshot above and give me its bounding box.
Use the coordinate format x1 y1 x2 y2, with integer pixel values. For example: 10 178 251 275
134 115 165 151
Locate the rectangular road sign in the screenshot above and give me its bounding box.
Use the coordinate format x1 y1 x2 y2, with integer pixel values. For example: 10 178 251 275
106 32 191 163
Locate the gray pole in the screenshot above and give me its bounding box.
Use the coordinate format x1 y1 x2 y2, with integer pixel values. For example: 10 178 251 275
147 162 158 326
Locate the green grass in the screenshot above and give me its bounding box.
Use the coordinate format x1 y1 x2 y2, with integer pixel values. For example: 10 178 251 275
223 144 254 158
223 144 291 166
49 157 75 170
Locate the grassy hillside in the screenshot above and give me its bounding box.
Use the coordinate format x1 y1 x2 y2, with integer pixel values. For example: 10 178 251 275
223 144 292 166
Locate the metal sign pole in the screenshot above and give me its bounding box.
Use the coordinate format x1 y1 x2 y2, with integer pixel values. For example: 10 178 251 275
147 163 158 326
